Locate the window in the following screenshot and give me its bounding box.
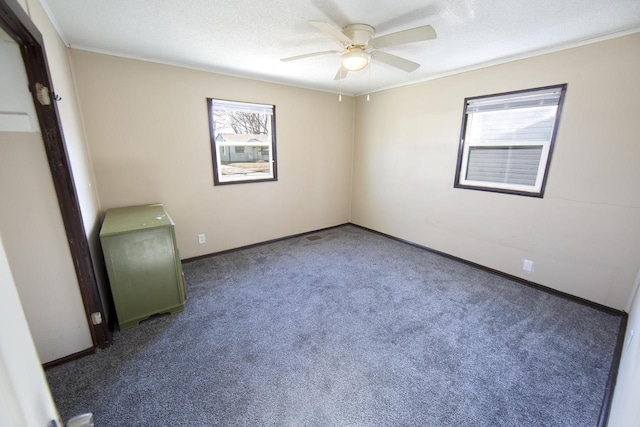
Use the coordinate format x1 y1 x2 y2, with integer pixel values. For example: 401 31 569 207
207 98 277 185
454 84 567 197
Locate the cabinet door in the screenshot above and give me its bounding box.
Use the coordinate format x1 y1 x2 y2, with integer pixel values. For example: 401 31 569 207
104 227 182 327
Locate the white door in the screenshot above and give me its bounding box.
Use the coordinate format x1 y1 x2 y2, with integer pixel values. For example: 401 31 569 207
0 234 61 426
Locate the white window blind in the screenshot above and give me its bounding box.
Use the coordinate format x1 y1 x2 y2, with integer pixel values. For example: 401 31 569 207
465 107 558 146
466 146 543 186
465 87 563 113
456 85 566 196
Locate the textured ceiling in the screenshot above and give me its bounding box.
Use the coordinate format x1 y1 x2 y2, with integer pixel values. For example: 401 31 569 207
41 0 640 95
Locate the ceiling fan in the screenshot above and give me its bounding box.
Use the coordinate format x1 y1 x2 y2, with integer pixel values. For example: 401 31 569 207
281 20 437 80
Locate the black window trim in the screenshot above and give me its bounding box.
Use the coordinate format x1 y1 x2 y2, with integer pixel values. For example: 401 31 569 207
207 97 278 186
453 83 567 198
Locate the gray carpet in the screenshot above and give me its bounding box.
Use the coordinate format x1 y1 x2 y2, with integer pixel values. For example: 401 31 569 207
46 225 622 426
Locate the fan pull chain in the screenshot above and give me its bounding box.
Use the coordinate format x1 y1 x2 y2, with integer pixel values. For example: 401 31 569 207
367 64 371 102
339 67 343 102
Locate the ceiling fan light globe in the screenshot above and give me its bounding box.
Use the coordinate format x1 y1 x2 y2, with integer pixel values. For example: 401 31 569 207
341 51 370 71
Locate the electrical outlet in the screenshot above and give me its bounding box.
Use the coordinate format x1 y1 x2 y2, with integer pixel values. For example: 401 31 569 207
198 234 206 244
523 259 534 273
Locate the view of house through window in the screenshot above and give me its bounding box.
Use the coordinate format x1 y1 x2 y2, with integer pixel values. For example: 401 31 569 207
207 98 277 185
454 84 567 197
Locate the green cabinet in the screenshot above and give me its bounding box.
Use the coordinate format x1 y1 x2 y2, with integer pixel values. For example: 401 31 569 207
100 204 186 329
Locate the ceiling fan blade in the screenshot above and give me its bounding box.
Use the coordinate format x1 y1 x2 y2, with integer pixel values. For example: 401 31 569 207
372 51 420 72
309 20 352 46
333 66 349 80
281 50 341 62
370 25 436 49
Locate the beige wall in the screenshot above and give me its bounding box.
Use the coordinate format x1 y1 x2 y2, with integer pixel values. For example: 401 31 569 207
72 34 639 309
352 33 640 310
70 50 355 258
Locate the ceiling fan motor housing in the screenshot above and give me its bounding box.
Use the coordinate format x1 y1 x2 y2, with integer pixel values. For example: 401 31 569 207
342 24 375 47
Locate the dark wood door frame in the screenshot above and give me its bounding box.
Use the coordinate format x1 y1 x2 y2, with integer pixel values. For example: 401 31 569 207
0 0 111 355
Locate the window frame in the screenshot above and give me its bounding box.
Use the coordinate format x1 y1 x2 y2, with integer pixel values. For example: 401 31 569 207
207 98 278 186
453 84 567 198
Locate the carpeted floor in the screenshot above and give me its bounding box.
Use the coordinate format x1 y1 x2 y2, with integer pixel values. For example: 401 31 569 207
46 225 622 426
